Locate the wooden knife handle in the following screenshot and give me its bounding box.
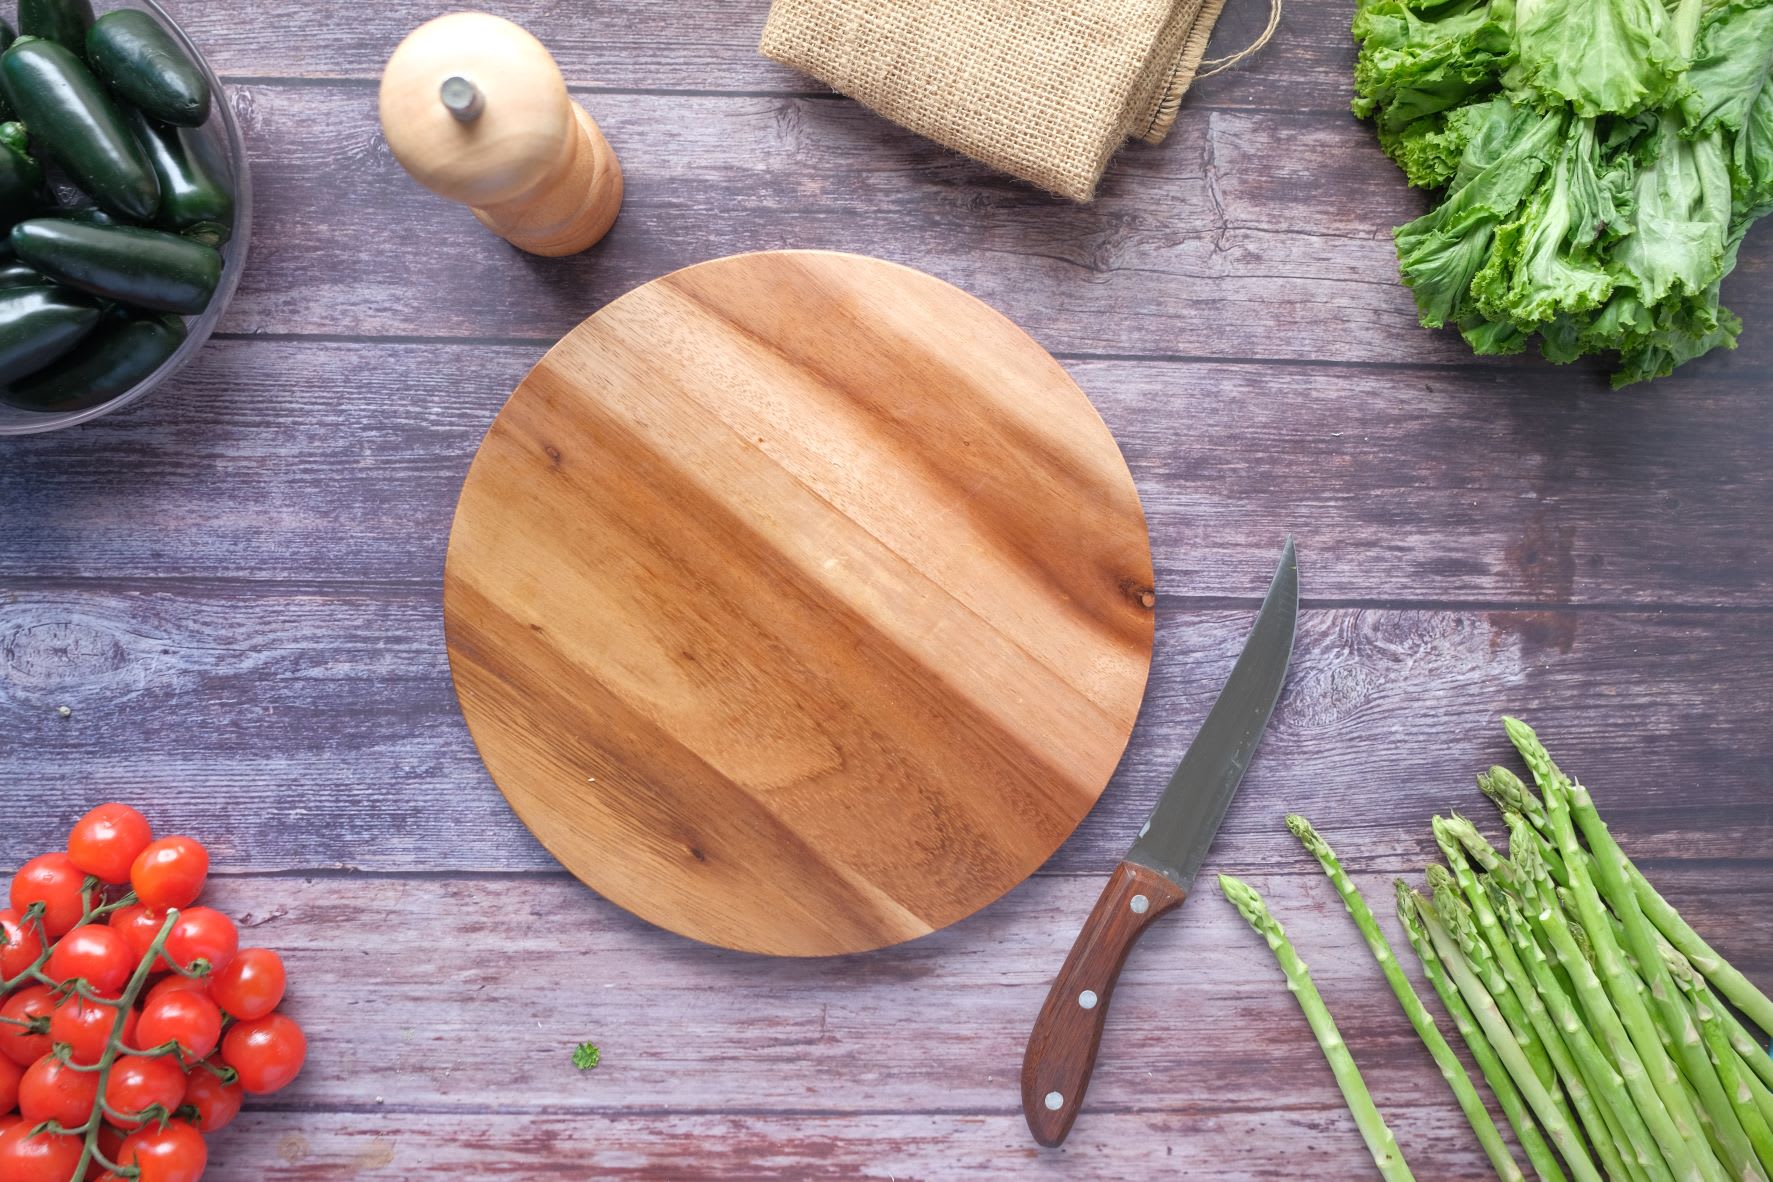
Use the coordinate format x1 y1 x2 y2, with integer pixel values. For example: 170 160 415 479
1021 860 1186 1147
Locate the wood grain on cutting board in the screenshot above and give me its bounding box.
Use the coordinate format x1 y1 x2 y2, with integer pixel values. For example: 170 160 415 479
443 251 1155 956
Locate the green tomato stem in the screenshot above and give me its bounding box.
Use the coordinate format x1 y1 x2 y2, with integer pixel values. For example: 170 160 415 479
69 907 181 1182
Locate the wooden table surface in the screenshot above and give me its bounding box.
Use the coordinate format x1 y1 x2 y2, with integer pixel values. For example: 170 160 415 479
2 2 1770 1178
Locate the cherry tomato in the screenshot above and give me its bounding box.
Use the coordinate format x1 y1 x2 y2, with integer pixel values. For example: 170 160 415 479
17 1053 100 1126
103 1055 187 1130
0 986 56 1066
46 924 134 994
0 1121 84 1182
161 907 236 975
221 1011 306 1093
49 994 138 1067
0 1051 20 1111
208 947 286 1020
144 975 210 1008
1 907 46 979
137 990 222 1062
68 804 155 885
108 905 170 973
129 838 208 912
10 853 88 940
118 1120 207 1182
181 1063 242 1132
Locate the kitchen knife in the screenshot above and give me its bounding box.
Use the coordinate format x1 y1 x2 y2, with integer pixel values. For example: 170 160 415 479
1020 539 1299 1147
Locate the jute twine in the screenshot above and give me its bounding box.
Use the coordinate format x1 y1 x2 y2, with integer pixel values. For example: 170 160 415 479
760 0 1281 203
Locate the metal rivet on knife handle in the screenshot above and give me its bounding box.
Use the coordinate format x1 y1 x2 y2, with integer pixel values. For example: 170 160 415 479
1019 860 1186 1147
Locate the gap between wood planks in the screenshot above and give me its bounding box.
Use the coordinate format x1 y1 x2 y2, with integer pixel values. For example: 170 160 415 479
191 328 1773 384
11 571 1773 615
217 74 1343 122
206 1097 1471 1118
193 861 1773 880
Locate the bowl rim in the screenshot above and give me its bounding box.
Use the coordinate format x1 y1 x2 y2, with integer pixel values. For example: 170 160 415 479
0 0 252 436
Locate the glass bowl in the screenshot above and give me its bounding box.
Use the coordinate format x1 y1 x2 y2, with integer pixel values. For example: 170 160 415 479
0 0 251 435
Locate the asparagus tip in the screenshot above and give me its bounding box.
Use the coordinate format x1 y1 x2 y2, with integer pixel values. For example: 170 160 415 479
1286 815 1333 860
1218 872 1257 909
1393 880 1421 930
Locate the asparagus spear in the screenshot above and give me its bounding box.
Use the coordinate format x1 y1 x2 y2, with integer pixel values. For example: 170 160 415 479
1481 770 1570 883
1397 881 1568 1182
1737 1048 1773 1139
1496 740 1773 1162
1506 722 1732 1173
1489 876 1580 1038
1433 817 1585 1091
1287 817 1525 1182
1513 815 1721 1182
1621 920 1740 1172
1605 902 1773 1105
1715 1011 1773 1124
1653 940 1773 1155
1220 874 1416 1182
1556 770 1764 1182
1432 873 1626 1181
1495 722 1773 1040
1441 811 1519 885
1671 958 1773 1176
1482 764 1548 831
1427 869 1555 1092
1634 869 1773 1043
1434 824 1636 1182
1497 884 1675 1182
1414 888 1605 1182
1564 910 1595 971
1579 1055 1656 1182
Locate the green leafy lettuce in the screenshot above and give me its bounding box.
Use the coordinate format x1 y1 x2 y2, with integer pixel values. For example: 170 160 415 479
1357 0 1773 383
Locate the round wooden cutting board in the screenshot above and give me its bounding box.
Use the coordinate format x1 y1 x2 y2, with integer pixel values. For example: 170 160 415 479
443 251 1155 956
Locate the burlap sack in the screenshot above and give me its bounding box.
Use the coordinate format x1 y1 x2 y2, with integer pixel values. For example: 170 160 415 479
760 0 1233 203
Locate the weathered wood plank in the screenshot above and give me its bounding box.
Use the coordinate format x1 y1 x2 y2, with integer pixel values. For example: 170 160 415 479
212 873 1773 1110
208 84 1773 369
3 587 1770 873
204 1107 1486 1180
3 343 1771 603
82 869 1772 1178
176 0 1356 115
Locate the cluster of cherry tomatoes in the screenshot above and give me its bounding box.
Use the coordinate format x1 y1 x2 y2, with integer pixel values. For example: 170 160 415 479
0 805 306 1182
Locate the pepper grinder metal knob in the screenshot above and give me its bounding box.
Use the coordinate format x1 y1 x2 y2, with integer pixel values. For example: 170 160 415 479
378 12 623 257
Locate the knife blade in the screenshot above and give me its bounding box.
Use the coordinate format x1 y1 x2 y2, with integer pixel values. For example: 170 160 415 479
1020 539 1299 1147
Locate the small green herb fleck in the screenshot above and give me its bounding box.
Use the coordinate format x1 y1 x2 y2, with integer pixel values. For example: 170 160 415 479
572 1042 601 1071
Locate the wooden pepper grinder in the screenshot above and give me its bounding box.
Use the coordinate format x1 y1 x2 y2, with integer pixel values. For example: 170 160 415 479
379 12 623 257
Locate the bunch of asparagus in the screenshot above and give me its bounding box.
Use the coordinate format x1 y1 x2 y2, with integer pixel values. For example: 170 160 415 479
1220 717 1773 1182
